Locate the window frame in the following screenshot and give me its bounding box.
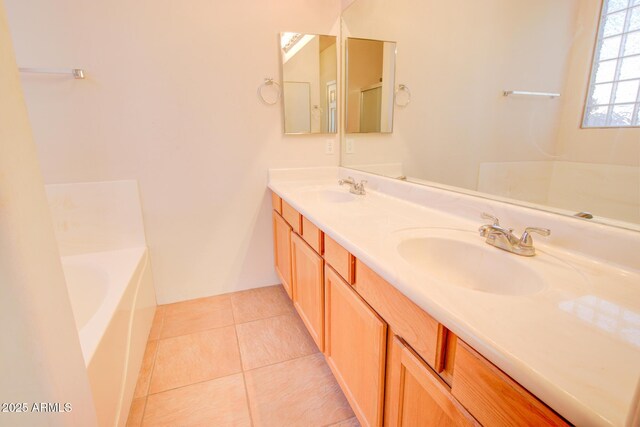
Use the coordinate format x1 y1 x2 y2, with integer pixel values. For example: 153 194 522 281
582 0 640 129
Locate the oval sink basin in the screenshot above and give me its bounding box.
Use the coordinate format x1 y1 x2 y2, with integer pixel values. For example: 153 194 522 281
396 229 546 296
310 189 356 203
322 190 356 203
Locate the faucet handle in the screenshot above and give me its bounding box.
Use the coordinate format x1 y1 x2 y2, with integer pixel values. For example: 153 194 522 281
338 176 355 186
354 180 367 195
481 212 500 226
519 227 551 247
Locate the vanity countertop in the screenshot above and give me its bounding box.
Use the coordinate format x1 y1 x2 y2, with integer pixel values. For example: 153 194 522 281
268 168 640 427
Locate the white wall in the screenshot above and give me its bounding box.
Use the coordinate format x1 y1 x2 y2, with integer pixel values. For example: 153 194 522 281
341 0 579 190
6 0 341 303
45 180 147 256
0 2 97 424
478 160 640 224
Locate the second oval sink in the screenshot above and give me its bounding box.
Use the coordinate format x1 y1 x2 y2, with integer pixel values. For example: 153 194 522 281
396 229 546 296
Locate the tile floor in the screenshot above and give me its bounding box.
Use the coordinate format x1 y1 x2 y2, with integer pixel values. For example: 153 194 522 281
127 285 360 427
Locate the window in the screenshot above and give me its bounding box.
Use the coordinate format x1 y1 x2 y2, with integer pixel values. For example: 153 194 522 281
583 0 640 127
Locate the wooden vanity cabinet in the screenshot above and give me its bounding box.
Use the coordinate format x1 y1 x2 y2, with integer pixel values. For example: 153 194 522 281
385 336 479 427
451 341 569 427
354 260 444 371
282 200 302 234
324 234 355 284
301 216 323 253
271 192 571 426
291 233 324 350
325 265 387 427
271 192 282 214
272 211 293 299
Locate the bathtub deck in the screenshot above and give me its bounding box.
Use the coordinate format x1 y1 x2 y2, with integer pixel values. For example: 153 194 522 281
127 285 359 427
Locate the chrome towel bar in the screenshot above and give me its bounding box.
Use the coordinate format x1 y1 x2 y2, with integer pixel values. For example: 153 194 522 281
19 67 85 79
503 90 559 98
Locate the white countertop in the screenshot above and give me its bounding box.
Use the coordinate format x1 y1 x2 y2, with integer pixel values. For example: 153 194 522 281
268 167 640 427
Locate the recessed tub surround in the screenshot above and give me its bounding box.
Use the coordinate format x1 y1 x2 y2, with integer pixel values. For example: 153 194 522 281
45 180 157 427
268 166 640 427
62 247 151 363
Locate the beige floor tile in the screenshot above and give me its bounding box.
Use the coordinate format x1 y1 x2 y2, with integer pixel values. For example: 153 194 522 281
126 397 146 427
143 374 251 427
161 294 234 338
245 353 354 427
327 417 361 427
236 313 318 370
148 306 165 341
149 326 241 394
133 340 158 398
231 285 294 323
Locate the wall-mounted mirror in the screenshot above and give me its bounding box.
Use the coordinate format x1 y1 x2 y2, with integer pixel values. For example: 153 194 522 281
341 0 640 230
281 33 338 134
345 37 397 133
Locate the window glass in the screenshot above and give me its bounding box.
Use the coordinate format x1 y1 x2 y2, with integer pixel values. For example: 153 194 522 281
584 1 640 127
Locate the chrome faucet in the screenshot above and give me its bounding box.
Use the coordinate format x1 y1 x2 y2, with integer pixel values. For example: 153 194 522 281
478 213 550 256
338 176 367 195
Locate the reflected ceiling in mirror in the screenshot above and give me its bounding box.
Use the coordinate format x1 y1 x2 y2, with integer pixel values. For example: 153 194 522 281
340 0 640 230
345 38 397 133
281 33 338 134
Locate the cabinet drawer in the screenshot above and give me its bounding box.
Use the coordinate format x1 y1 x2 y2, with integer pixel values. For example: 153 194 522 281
301 216 323 254
271 192 282 214
282 200 302 234
324 235 354 284
354 260 443 370
451 341 569 427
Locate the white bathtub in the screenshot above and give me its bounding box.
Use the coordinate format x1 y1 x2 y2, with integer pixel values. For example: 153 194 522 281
62 247 156 427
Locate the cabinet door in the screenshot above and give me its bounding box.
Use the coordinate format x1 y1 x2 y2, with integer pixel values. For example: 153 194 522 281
325 265 387 427
273 211 293 299
291 233 324 350
386 336 478 427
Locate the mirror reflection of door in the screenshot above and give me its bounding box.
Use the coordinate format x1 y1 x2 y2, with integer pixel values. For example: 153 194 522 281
280 33 337 134
345 37 397 133
283 81 311 134
360 84 382 132
326 80 337 133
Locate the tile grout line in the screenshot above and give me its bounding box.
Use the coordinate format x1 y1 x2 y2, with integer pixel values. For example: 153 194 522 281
157 305 295 341
233 307 297 328
138 307 165 425
132 288 322 425
140 338 320 397
158 304 235 340
242 350 322 375
231 303 255 427
320 416 359 427
140 340 160 423
158 285 283 316
143 371 245 398
141 326 319 398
